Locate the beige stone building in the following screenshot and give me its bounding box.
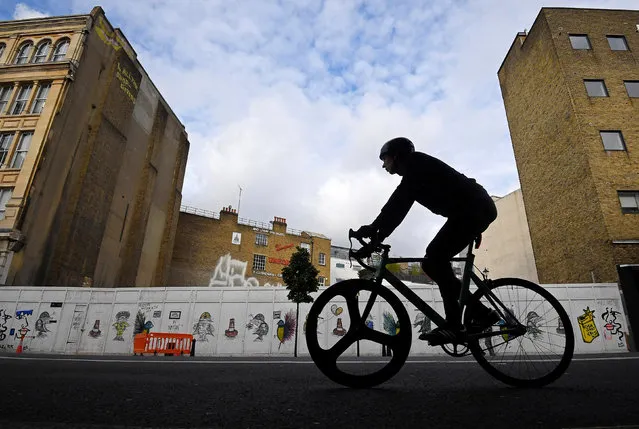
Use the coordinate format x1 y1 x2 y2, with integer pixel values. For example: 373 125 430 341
473 191 539 283
169 206 331 287
499 7 639 284
0 7 189 287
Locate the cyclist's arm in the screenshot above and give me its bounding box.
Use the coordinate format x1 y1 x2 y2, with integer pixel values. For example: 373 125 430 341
371 180 415 241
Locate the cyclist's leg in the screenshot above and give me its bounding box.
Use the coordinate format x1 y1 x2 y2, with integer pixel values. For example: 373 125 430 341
421 219 473 328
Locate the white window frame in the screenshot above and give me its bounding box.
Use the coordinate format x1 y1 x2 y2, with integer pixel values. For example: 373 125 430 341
0 188 12 220
600 131 626 151
255 233 268 246
32 40 51 63
10 132 33 169
52 39 69 62
569 34 591 50
319 252 326 266
318 276 325 286
584 80 608 97
300 242 310 253
0 85 12 115
14 42 33 64
619 191 639 214
10 84 33 115
253 254 266 271
0 43 5 60
0 133 14 166
607 35 629 51
30 83 50 114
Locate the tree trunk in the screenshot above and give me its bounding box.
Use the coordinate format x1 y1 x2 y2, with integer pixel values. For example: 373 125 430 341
294 302 299 357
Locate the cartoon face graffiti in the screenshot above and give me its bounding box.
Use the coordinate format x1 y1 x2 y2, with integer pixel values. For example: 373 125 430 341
413 312 431 335
193 312 215 341
246 313 269 342
35 312 52 337
602 307 625 347
112 311 131 341
526 311 543 339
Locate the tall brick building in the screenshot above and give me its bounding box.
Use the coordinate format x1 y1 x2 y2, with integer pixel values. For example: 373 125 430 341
499 8 639 283
169 206 331 287
0 7 189 287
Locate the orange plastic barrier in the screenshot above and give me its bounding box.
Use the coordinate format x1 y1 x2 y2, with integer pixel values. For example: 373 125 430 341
133 332 193 356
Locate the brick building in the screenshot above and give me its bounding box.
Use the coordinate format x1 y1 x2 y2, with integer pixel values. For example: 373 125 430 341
0 7 189 287
499 8 639 283
169 206 331 287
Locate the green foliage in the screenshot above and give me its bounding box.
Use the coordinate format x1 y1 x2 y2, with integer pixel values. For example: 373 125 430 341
282 246 320 304
409 263 422 276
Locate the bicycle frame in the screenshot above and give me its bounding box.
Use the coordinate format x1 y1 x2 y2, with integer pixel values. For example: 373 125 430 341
357 242 522 340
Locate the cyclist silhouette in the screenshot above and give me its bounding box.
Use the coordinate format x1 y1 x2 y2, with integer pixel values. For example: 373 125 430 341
356 137 499 345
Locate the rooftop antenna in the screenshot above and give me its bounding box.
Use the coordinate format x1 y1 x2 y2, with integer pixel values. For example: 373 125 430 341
237 185 242 215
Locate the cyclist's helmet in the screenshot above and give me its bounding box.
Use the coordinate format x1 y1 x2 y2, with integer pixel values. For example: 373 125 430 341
379 137 415 160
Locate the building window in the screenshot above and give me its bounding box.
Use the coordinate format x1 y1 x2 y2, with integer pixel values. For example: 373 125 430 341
584 80 608 97
624 81 639 98
255 233 268 246
618 191 639 214
569 34 591 50
0 188 12 220
0 133 13 166
336 263 345 268
318 276 325 286
32 40 51 63
52 39 69 62
600 131 626 151
319 252 326 266
253 254 266 271
14 42 33 64
10 84 33 115
0 85 12 114
300 242 310 253
607 35 629 51
30 83 50 114
10 132 32 169
0 43 5 60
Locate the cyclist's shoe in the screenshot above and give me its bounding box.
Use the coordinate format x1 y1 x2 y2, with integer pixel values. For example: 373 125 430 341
419 326 466 346
467 309 501 333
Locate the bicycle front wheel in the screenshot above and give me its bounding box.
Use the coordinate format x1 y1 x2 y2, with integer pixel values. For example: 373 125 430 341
305 279 412 388
465 278 574 387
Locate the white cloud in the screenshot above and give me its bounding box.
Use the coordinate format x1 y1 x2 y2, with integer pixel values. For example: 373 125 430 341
13 3 48 20
53 0 639 256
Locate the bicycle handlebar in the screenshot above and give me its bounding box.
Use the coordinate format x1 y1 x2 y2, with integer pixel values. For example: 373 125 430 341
348 228 390 272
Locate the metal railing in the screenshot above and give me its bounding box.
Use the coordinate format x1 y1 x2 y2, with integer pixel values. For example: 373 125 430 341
180 205 219 219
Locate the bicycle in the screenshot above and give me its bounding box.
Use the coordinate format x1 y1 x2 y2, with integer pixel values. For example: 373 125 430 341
305 229 575 388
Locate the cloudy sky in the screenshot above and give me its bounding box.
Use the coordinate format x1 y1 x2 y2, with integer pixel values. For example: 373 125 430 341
1 0 637 257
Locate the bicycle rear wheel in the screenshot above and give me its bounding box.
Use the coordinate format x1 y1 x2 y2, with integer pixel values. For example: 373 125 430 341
305 279 412 388
464 278 574 387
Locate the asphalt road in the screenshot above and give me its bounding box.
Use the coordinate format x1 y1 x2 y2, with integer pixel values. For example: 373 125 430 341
0 353 638 429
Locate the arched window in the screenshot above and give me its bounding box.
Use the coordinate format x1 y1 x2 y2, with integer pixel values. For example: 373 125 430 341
52 39 69 62
32 40 51 63
0 43 6 61
14 41 33 64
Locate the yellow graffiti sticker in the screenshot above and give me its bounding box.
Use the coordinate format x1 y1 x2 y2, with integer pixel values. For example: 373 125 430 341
577 307 599 343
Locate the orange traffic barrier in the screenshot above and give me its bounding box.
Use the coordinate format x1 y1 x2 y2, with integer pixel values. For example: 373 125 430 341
133 332 193 356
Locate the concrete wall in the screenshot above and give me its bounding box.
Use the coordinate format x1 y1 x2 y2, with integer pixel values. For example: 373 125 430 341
0 282 630 356
474 191 539 282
